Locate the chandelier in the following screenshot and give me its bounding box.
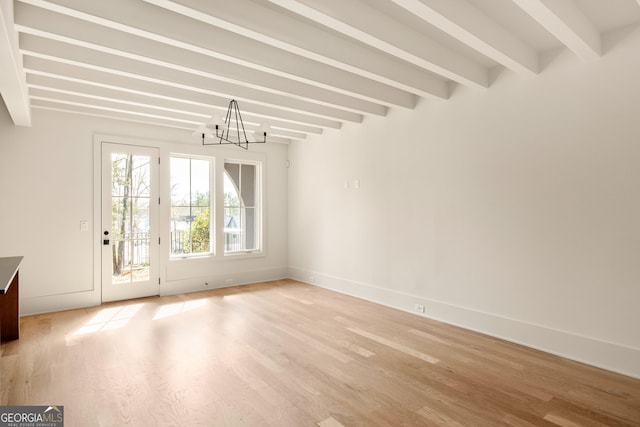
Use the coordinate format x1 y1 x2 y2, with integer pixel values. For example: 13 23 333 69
196 99 269 150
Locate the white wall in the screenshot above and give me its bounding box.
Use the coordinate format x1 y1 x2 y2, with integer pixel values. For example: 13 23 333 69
288 26 640 378
0 108 289 314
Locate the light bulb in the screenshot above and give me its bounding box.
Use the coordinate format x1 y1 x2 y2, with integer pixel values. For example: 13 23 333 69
205 114 223 130
255 123 271 140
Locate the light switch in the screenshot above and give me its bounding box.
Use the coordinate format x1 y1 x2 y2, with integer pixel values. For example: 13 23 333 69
80 220 89 232
354 179 360 189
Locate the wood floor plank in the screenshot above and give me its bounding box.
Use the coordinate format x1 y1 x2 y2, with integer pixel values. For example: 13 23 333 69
416 404 466 426
346 327 440 364
1 279 639 426
317 416 345 427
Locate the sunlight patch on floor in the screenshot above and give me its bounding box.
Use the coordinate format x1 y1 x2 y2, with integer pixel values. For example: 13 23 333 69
152 299 207 320
73 303 144 335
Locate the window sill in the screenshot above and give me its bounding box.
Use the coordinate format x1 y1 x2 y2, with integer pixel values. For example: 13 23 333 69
167 251 265 263
169 253 214 261
223 251 265 260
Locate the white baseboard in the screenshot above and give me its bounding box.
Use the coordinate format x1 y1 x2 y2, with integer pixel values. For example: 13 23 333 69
20 266 288 315
21 289 101 316
161 266 289 296
288 266 640 379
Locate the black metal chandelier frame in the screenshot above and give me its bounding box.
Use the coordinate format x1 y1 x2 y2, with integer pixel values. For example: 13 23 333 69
201 99 267 150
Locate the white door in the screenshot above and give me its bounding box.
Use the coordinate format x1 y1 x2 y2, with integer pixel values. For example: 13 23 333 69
102 143 159 302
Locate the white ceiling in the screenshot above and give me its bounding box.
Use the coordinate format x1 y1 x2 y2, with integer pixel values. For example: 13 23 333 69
1 0 639 144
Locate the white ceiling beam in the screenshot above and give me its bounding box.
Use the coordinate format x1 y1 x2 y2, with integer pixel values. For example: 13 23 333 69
18 33 364 123
268 0 489 88
30 88 202 125
392 0 538 76
32 101 200 132
27 74 211 119
144 0 448 100
18 0 417 109
0 0 31 125
14 4 379 119
512 0 601 61
23 56 339 130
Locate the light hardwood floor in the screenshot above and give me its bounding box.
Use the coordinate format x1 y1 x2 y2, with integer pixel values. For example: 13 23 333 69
1 280 639 426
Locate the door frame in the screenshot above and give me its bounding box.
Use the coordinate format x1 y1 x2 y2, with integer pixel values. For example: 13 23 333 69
94 135 162 303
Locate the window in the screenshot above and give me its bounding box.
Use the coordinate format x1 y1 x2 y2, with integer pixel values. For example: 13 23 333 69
170 156 212 256
224 161 260 254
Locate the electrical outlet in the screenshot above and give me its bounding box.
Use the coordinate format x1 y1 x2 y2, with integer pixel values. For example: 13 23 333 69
415 304 425 313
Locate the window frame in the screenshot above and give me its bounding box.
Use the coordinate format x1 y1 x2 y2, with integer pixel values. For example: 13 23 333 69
168 154 215 259
222 158 264 258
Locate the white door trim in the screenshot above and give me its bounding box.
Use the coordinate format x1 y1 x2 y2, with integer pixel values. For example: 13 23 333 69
94 135 163 303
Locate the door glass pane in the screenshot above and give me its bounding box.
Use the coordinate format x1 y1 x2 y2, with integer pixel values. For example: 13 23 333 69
132 198 149 234
111 197 126 240
111 153 129 197
111 153 151 284
132 239 150 282
112 240 131 284
131 156 151 197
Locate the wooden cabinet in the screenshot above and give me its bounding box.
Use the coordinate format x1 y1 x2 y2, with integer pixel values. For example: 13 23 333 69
0 256 22 342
